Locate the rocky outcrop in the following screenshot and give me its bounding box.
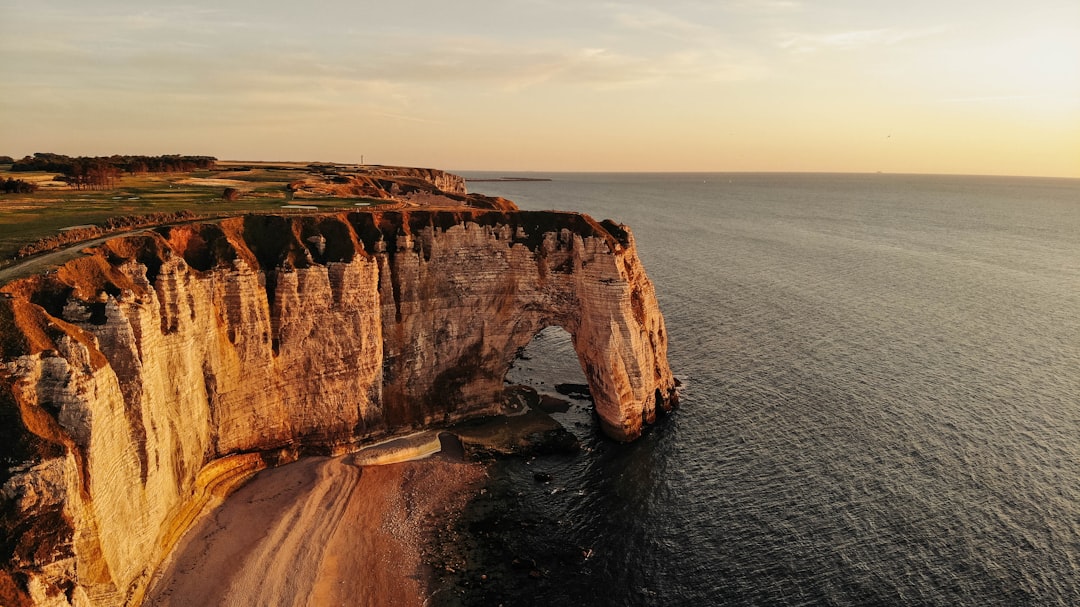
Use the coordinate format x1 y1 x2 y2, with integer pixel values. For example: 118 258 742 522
289 166 504 207
366 166 467 195
0 208 676 606
303 165 466 196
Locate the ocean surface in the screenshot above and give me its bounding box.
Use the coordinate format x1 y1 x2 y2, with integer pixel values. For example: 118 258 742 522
454 173 1080 606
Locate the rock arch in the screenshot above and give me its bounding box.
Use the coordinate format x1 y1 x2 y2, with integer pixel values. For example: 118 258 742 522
365 210 678 441
0 209 677 605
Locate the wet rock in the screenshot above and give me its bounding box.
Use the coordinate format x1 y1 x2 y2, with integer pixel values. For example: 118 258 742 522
536 394 571 413
554 383 592 400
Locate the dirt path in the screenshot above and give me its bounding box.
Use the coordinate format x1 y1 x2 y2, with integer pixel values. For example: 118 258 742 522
0 230 143 284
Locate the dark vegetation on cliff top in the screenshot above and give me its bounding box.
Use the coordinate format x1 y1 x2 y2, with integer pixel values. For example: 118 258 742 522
1 180 37 195
10 153 217 190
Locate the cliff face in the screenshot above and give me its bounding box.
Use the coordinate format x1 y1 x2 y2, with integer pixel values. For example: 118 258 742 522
0 209 676 606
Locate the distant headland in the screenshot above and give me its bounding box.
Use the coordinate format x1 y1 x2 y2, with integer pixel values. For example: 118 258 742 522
464 176 553 182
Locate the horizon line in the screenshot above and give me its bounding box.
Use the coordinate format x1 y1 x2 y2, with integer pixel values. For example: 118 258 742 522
5 153 1077 181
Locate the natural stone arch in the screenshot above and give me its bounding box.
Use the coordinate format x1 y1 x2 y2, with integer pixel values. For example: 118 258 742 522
504 325 585 390
494 317 662 441
0 210 677 606
365 212 678 441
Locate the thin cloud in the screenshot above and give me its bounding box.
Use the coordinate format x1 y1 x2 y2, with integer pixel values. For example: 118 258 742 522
725 0 803 13
939 95 1080 105
780 26 947 53
3 1 769 97
334 39 765 89
610 4 712 38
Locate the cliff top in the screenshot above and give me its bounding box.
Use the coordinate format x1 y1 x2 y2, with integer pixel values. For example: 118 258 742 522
0 160 515 271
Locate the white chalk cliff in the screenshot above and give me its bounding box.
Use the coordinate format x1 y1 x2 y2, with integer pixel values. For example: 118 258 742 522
0 206 677 606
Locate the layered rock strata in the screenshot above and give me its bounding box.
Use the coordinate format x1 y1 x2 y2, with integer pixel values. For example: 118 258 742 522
0 208 676 606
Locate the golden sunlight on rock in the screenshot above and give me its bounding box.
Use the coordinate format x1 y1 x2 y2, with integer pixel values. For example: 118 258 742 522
0 178 676 605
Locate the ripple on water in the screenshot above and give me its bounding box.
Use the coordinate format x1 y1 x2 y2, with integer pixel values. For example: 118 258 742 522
453 173 1080 606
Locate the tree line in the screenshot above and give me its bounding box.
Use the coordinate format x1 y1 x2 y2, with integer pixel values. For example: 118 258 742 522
9 153 217 190
1 178 38 194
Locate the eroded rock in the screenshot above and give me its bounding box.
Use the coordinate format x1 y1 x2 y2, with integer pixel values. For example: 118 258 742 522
0 202 676 606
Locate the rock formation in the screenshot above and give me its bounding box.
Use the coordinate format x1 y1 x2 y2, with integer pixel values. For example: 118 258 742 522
0 205 676 606
287 166 505 207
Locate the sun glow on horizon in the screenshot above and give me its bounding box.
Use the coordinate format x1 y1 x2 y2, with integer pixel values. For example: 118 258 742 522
0 0 1077 178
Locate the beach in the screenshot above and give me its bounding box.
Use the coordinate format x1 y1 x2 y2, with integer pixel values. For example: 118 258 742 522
144 452 485 606
141 395 577 607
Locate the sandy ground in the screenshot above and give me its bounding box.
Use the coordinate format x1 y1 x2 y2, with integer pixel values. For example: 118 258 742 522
144 454 485 607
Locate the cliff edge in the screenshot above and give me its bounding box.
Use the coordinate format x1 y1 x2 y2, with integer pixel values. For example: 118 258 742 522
0 202 676 605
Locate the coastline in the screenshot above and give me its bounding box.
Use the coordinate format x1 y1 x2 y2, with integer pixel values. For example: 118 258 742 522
142 398 580 606
0 164 676 606
144 453 487 607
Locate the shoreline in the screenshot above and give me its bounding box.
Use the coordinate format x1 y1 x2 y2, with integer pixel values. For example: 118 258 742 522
144 452 487 607
143 394 577 606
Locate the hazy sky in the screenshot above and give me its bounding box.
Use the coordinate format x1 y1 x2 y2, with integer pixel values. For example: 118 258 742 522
2 0 1078 176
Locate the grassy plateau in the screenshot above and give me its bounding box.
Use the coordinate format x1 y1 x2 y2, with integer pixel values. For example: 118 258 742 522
0 161 392 269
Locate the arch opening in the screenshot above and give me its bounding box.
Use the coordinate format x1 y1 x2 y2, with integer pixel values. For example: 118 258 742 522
504 326 598 439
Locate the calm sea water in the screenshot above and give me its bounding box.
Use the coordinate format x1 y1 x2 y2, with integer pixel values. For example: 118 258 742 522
454 173 1080 606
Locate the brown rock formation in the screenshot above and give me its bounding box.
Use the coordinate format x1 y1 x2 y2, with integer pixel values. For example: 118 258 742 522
289 171 514 211
289 165 494 206
0 207 676 606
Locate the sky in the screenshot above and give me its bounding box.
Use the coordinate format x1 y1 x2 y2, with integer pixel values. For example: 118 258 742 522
1 0 1078 176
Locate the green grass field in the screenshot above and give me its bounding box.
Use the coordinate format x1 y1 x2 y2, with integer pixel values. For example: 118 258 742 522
0 162 390 267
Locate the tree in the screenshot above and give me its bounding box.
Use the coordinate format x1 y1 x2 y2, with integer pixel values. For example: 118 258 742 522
11 153 216 177
1 178 38 194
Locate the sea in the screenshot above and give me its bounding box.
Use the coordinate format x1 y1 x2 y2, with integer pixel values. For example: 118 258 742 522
451 172 1080 606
